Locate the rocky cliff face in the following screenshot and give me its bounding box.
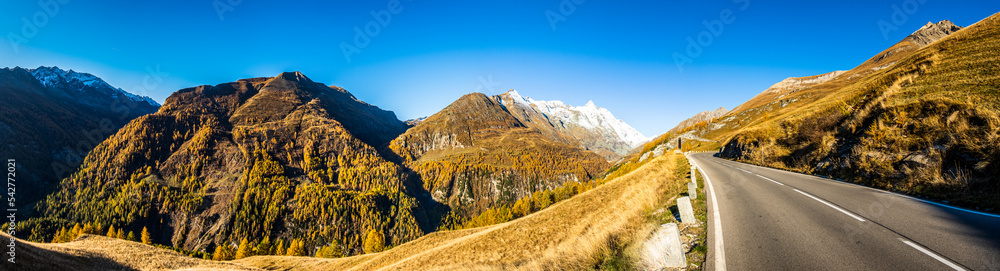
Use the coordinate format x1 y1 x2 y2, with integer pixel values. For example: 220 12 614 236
906 20 963 47
762 71 847 95
668 107 729 134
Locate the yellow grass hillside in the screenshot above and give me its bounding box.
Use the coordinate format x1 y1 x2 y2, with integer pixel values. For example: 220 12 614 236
712 14 1000 211
236 153 683 270
0 232 257 271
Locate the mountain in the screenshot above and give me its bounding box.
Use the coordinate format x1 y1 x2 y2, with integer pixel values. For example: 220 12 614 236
668 107 728 134
497 90 649 160
389 92 610 216
906 20 963 47
664 16 998 210
727 21 966 118
29 66 160 106
0 66 158 215
28 72 426 256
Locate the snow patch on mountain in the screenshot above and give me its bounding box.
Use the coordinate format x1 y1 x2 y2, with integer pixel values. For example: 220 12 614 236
504 90 649 148
29 66 160 106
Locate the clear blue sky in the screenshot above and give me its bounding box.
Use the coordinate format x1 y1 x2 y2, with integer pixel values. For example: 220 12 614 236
2 0 998 137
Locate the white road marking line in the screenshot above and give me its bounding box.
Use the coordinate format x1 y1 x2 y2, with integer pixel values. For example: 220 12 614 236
793 189 866 222
899 238 967 271
755 174 785 186
698 163 727 271
884 192 1000 218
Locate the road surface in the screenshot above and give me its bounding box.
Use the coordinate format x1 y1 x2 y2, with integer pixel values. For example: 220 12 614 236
690 153 1000 271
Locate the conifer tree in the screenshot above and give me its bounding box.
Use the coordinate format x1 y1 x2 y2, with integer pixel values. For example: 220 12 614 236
363 230 385 254
70 223 82 239
316 240 343 258
255 237 273 256
106 225 116 238
141 227 152 245
212 246 226 261
275 239 287 256
82 223 95 235
234 238 253 259
51 227 68 243
286 239 306 256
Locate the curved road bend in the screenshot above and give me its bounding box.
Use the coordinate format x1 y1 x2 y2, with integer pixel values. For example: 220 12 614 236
691 153 1000 271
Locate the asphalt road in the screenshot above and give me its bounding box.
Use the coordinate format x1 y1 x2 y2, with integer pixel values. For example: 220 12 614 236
690 153 1000 271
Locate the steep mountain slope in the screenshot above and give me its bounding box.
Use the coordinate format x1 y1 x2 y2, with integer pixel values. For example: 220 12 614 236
389 92 610 216
236 152 684 270
0 66 158 214
671 17 998 210
27 72 425 256
497 90 649 160
728 20 964 117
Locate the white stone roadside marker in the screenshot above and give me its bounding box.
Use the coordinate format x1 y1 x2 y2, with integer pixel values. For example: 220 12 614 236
678 196 696 224
689 182 698 200
691 166 698 188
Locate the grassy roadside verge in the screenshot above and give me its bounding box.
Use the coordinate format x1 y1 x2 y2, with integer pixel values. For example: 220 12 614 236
594 154 709 270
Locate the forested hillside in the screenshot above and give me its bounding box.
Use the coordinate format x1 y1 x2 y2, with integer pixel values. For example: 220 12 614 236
389 93 610 217
21 72 428 257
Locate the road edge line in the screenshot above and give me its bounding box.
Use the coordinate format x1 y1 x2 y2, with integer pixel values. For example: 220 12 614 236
792 189 866 222
899 238 967 271
696 159 726 271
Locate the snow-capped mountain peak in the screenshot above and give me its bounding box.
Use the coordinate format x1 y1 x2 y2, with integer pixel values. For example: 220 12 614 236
500 89 649 149
28 66 160 106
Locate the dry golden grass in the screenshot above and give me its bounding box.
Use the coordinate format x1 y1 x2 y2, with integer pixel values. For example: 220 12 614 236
236 153 681 270
0 232 257 271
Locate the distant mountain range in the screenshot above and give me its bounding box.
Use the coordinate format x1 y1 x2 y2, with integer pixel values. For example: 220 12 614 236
0 66 158 215
29 66 160 106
